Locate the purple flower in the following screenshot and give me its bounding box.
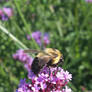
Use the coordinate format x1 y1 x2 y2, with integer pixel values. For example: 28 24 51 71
26 31 50 47
28 70 36 79
0 7 13 21
43 33 50 46
26 35 31 40
3 7 13 17
13 49 33 71
0 9 3 15
32 31 42 46
17 79 30 92
85 0 92 2
0 9 8 21
19 79 26 87
32 31 41 39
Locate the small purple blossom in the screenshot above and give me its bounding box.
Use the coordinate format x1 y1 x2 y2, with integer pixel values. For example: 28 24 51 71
16 79 30 92
0 9 3 15
13 49 33 71
1 14 8 21
27 31 50 47
85 0 92 2
31 31 42 46
28 70 36 79
0 7 13 21
26 35 31 40
0 9 8 20
3 8 13 17
43 33 50 47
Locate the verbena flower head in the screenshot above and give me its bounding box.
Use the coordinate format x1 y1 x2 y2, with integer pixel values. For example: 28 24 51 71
27 31 50 47
17 66 72 92
0 7 13 21
13 49 33 71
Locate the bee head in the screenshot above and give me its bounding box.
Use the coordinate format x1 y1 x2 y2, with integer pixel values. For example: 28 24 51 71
59 55 64 65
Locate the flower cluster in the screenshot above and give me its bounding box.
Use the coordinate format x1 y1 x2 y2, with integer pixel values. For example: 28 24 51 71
16 67 72 92
13 49 33 71
0 7 13 21
27 31 50 47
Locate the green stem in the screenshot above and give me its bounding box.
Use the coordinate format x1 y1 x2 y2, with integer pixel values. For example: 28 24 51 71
14 0 39 49
14 1 31 34
0 24 28 49
56 21 63 37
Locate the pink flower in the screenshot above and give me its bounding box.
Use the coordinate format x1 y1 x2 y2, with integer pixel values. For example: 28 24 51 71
3 8 13 17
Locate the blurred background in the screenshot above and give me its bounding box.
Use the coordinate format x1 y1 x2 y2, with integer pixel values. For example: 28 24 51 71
0 0 92 92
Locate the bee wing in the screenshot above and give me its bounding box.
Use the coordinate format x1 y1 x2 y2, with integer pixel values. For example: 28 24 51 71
24 49 41 53
24 49 53 56
38 55 52 67
24 49 58 58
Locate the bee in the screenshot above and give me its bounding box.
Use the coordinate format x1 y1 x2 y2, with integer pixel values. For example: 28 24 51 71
24 48 63 75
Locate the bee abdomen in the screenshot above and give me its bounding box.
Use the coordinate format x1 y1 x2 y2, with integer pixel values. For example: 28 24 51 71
31 57 41 75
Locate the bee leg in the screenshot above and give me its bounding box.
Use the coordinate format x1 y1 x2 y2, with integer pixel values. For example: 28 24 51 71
48 67 52 83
